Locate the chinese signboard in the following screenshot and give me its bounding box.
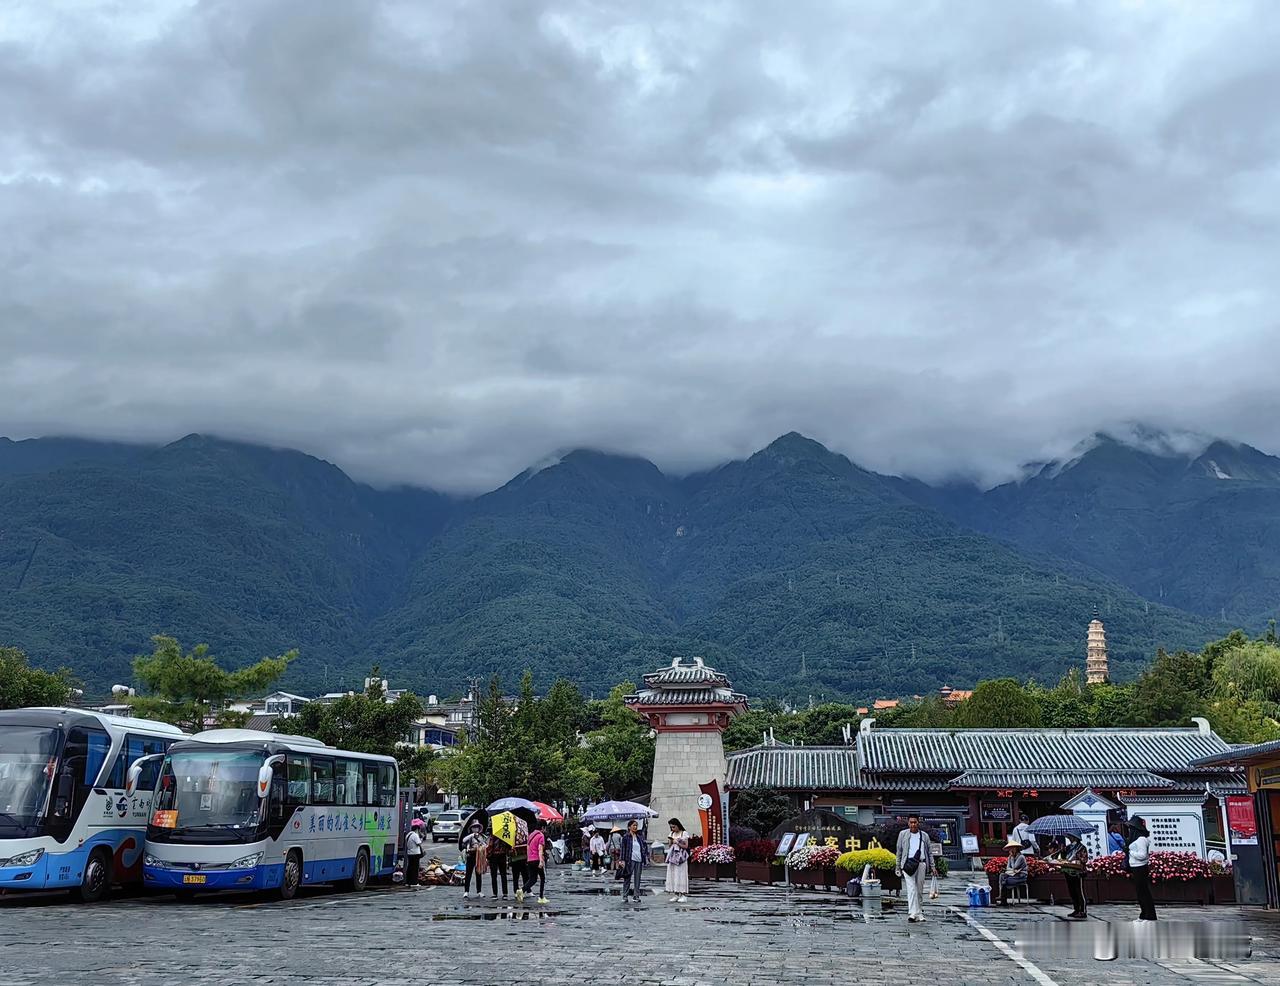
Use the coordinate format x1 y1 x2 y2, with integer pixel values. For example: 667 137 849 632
1226 795 1259 846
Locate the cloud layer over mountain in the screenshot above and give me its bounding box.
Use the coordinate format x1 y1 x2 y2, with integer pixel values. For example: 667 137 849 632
3 0 1278 492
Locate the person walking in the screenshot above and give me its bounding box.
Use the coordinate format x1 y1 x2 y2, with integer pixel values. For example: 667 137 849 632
1127 816 1157 921
994 837 1028 905
487 827 511 900
589 829 607 875
580 826 592 866
1046 833 1089 918
462 820 487 899
404 819 425 889
524 819 549 904
664 818 690 903
895 814 935 922
619 819 646 903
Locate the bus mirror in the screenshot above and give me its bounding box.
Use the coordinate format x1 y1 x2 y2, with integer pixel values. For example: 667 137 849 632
125 762 142 796
257 764 273 799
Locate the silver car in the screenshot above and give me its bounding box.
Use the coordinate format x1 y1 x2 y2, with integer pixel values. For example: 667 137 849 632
433 810 465 843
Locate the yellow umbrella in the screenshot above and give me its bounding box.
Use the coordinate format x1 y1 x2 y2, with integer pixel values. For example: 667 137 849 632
491 810 518 846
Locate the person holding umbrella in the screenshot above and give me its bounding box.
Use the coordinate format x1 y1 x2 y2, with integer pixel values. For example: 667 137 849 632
1027 813 1095 919
462 820 487 899
523 818 549 904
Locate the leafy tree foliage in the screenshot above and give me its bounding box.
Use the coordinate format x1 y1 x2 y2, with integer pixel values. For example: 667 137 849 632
129 634 295 733
278 670 422 754
0 646 75 709
568 683 655 799
731 786 795 835
952 678 1043 728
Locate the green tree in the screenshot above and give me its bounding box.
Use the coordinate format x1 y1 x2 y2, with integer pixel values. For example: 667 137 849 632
952 678 1042 728
730 785 794 836
278 670 423 754
128 635 295 733
0 646 76 710
1131 648 1209 725
569 683 654 799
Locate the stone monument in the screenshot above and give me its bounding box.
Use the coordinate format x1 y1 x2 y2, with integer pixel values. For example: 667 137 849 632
625 656 747 833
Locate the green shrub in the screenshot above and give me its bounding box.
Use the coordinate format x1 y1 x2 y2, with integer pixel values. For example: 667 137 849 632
836 848 897 873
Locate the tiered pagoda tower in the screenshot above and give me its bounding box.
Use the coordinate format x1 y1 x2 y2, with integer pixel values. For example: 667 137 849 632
1086 619 1110 684
625 656 747 832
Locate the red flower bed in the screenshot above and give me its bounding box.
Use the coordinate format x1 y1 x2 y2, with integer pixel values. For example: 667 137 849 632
733 838 779 863
983 855 1052 877
1087 850 1219 883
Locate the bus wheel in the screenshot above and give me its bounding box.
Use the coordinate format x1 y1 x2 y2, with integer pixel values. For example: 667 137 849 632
76 849 112 903
279 851 302 901
341 849 369 893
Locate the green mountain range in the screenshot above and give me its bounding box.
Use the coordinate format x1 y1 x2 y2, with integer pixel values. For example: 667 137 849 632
3 429 1274 700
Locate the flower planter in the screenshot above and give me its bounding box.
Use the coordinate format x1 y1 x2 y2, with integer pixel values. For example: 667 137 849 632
736 860 784 884
688 862 717 881
1152 879 1210 905
1027 874 1070 903
1211 875 1236 904
788 867 839 889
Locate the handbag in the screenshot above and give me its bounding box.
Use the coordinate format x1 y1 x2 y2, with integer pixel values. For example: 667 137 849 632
668 845 689 866
902 836 923 876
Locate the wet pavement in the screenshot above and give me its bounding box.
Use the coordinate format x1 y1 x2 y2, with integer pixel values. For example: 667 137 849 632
3 858 1280 985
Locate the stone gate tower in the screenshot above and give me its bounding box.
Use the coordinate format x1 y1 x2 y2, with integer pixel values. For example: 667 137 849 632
1086 618 1110 684
625 656 747 832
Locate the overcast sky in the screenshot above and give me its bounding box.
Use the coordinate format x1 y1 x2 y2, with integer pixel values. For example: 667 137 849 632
2 1 1278 492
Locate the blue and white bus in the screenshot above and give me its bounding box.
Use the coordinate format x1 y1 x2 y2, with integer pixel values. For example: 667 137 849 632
139 729 400 899
0 707 184 901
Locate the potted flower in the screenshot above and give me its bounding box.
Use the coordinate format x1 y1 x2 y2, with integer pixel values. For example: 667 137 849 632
836 847 901 894
690 844 736 880
786 844 842 889
734 839 782 884
1085 851 1218 904
1209 859 1235 904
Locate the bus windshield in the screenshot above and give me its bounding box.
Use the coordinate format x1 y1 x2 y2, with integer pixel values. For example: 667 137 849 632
0 727 59 836
153 749 265 838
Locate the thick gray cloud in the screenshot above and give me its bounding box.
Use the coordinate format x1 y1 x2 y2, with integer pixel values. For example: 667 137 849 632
2 0 1278 492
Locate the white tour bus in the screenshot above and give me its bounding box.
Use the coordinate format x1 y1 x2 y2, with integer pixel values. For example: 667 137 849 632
0 707 185 901
138 728 400 899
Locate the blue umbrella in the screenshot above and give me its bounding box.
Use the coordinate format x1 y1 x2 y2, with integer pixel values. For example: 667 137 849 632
581 800 658 823
487 797 539 814
1026 814 1094 837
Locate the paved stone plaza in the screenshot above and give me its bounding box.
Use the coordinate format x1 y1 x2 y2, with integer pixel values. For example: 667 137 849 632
3 863 1280 986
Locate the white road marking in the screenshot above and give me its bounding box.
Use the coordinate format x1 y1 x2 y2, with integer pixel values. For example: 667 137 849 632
945 905 1060 986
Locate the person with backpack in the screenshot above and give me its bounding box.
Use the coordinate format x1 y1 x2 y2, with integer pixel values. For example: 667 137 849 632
895 814 935 922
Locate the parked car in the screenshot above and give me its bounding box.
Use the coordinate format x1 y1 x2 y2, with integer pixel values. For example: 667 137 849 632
433 810 465 843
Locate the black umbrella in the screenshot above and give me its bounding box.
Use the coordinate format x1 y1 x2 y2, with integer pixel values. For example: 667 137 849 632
457 808 489 851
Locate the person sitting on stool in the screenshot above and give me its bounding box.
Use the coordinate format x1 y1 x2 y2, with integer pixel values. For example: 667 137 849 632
995 837 1028 905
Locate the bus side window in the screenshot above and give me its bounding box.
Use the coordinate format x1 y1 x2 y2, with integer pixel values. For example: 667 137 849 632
378 764 396 807
311 759 334 805
335 760 359 806
286 755 309 805
363 764 378 807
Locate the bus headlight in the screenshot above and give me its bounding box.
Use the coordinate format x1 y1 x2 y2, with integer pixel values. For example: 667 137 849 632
143 853 165 868
0 849 43 867
230 852 264 869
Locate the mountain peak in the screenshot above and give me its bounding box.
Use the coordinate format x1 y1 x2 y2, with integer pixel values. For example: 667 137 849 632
763 431 834 458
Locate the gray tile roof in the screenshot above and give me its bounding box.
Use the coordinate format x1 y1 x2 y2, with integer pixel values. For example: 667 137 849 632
1190 737 1280 768
727 746 859 790
947 769 1174 790
625 687 747 707
860 726 1233 775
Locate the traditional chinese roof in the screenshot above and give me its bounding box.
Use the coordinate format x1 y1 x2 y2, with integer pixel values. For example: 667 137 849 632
1190 738 1280 769
624 656 747 709
947 769 1174 791
728 745 859 790
859 723 1233 775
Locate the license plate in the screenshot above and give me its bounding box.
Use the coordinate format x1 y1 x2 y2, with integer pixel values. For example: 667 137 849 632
182 875 206 885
